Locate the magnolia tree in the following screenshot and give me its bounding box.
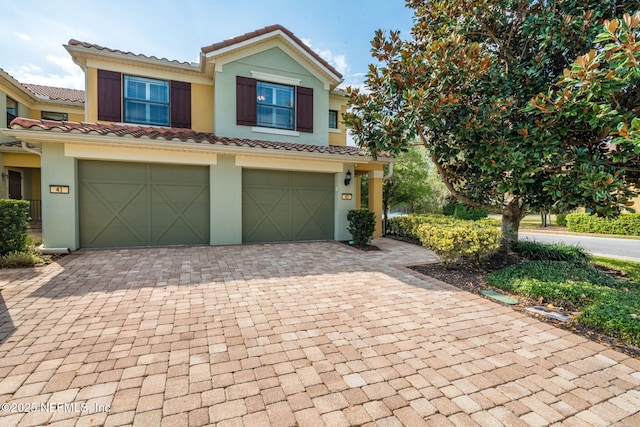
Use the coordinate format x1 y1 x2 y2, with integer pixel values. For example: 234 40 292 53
344 0 640 249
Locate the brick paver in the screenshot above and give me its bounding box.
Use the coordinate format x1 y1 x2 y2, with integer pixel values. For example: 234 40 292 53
1 238 639 426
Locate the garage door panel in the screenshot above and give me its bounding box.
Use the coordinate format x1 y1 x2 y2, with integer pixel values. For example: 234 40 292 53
80 160 209 248
242 169 334 243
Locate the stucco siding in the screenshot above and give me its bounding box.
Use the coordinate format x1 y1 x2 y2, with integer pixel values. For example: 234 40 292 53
214 47 329 146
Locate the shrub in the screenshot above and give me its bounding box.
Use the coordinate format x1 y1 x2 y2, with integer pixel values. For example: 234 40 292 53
0 199 30 256
416 219 501 266
453 203 488 220
555 214 568 226
0 250 45 268
514 241 591 264
347 210 376 246
566 213 640 236
442 202 457 216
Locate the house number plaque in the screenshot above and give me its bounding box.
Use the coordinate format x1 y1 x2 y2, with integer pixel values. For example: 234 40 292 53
50 185 70 194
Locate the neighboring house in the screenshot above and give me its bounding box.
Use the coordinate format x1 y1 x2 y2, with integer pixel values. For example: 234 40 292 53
0 25 391 250
0 69 84 223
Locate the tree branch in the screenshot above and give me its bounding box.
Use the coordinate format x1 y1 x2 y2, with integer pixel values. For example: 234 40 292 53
417 129 507 215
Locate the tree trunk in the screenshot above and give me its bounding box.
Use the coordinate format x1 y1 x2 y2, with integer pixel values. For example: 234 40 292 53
501 207 525 250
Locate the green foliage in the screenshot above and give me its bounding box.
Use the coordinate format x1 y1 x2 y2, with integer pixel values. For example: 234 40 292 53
486 260 640 346
384 147 448 214
453 203 488 220
555 214 568 227
442 202 456 216
514 241 591 264
0 199 30 256
386 214 500 239
416 218 501 266
347 210 376 246
566 213 640 236
344 2 640 248
0 250 45 268
592 256 640 283
530 13 640 215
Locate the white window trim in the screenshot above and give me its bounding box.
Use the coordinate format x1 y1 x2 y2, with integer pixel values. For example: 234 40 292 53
329 128 341 134
251 71 301 87
252 126 300 137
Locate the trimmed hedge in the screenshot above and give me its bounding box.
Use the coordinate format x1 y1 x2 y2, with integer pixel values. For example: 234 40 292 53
0 199 30 256
417 220 501 265
347 209 376 246
386 214 501 265
555 213 568 226
386 214 500 239
566 213 640 236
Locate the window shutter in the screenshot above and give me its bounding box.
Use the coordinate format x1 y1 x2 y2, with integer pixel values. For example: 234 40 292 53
236 76 256 126
170 81 191 128
97 70 122 122
296 86 313 133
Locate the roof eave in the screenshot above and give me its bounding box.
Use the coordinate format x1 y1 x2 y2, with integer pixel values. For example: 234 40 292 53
1 127 385 163
64 44 204 76
203 30 342 88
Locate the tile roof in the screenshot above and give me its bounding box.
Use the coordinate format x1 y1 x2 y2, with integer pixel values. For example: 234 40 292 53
8 118 391 159
201 25 343 80
67 39 195 67
22 83 85 103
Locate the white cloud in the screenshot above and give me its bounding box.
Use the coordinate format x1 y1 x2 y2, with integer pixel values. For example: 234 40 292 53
15 32 31 41
302 37 352 80
7 56 84 90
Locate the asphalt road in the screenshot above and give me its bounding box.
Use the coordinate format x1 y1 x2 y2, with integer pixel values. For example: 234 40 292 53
519 231 640 261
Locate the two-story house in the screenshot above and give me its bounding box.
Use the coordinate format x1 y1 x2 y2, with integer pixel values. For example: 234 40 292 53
1 25 390 250
0 68 84 224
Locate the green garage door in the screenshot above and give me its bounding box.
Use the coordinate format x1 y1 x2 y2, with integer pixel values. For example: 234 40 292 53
243 170 334 243
79 160 209 248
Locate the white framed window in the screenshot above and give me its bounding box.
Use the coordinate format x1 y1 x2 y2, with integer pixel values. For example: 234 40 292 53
256 81 294 130
329 110 338 129
124 75 169 126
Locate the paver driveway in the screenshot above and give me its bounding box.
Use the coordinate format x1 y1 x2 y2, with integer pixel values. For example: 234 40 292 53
0 238 639 427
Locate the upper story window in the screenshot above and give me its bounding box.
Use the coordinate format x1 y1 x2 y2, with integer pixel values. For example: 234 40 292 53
237 76 313 134
97 70 191 128
256 81 295 130
124 75 169 126
6 97 17 124
41 111 68 121
329 110 338 129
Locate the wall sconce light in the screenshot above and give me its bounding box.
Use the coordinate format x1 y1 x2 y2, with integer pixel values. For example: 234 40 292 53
0 173 8 180
344 170 352 186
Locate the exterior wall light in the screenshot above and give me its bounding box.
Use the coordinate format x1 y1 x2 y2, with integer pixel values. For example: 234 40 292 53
344 170 352 186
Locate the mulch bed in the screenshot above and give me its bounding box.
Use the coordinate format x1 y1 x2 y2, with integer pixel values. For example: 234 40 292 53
407 249 640 359
340 241 381 251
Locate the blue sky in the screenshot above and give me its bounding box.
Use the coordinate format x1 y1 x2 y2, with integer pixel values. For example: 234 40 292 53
1 0 414 90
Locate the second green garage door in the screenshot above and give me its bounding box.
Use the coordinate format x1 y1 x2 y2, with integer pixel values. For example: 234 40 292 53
79 160 209 248
242 170 334 243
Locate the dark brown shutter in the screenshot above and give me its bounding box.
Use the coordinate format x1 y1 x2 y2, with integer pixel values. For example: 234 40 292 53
236 76 256 126
97 70 122 122
296 86 313 133
170 81 191 128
